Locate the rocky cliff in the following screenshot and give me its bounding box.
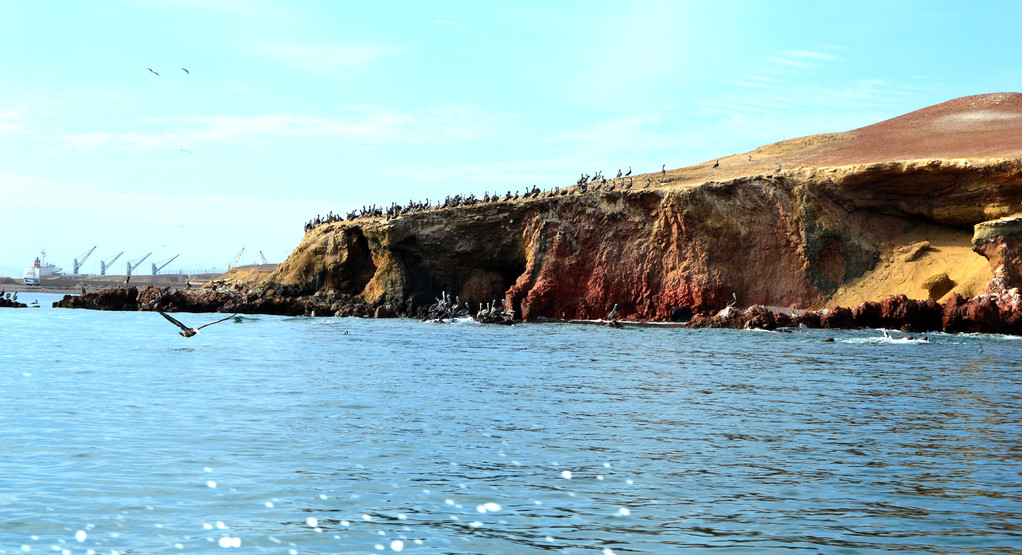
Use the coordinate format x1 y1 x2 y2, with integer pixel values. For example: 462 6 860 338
249 93 1022 322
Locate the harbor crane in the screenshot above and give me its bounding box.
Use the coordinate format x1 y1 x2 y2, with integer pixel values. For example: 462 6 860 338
99 251 123 275
73 246 97 275
228 248 244 271
126 252 152 276
151 254 180 275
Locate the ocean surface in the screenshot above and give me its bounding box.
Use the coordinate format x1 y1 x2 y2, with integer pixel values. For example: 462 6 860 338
2 292 1020 554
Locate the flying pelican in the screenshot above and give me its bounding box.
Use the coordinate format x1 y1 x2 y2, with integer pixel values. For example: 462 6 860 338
147 67 159 76
160 311 237 338
181 67 190 75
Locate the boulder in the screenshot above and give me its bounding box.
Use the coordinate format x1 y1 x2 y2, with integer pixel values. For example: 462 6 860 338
820 306 857 329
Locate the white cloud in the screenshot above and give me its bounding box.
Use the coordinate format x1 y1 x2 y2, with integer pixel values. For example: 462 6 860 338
55 105 517 151
0 108 26 134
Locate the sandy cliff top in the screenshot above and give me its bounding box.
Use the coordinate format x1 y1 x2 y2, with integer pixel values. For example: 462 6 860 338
664 93 1022 185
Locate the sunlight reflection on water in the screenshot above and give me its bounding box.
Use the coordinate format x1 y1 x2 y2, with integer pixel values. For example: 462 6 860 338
1 302 1020 552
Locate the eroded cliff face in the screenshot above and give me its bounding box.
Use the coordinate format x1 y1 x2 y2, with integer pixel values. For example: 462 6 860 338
973 214 1022 290
252 156 1021 321
251 94 1022 321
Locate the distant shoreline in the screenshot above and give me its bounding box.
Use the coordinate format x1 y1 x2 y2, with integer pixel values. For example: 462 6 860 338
0 272 225 295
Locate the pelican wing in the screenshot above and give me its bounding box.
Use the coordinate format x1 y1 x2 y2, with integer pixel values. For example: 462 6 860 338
195 313 238 330
159 311 191 332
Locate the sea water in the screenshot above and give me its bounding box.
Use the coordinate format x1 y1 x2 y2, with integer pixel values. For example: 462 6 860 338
1 293 1020 553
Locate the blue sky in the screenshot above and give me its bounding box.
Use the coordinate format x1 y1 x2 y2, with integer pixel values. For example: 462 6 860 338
1 0 1019 277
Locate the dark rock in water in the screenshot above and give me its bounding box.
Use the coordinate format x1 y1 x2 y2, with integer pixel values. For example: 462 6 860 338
743 305 777 330
773 312 793 328
0 298 27 308
670 306 693 322
821 337 836 342
821 306 856 329
793 311 821 329
852 301 883 329
54 285 337 317
880 294 943 331
54 287 140 311
374 305 396 318
943 292 1006 334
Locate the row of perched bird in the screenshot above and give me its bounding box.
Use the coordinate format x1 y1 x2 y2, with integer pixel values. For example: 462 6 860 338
421 291 514 324
305 164 670 233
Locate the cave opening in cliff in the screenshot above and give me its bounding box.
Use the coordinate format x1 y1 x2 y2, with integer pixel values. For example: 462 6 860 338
329 227 376 295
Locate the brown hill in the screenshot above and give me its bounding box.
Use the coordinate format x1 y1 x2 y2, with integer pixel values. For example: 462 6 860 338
670 93 1022 186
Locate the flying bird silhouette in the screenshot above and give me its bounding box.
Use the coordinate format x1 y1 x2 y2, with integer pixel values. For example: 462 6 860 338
181 67 189 75
159 311 236 338
147 67 159 76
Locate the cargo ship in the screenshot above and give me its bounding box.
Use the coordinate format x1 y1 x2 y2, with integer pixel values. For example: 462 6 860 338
23 250 63 286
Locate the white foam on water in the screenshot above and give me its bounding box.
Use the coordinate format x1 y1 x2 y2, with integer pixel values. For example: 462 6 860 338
74 531 86 542
217 537 241 548
561 470 572 479
390 540 404 551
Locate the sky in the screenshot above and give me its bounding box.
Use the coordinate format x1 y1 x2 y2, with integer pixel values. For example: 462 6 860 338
1 0 1020 277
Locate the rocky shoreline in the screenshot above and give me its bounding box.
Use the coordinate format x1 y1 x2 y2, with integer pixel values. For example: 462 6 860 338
47 284 1022 336
687 289 1022 335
